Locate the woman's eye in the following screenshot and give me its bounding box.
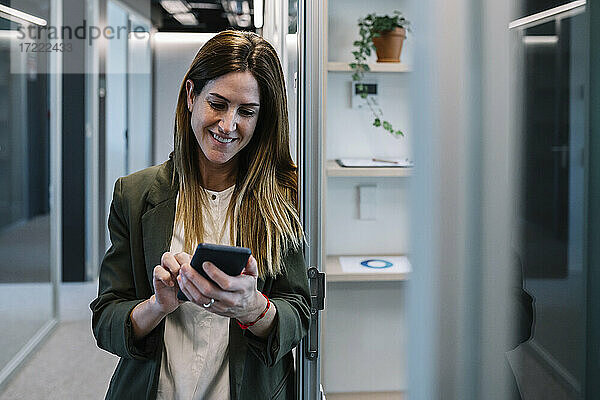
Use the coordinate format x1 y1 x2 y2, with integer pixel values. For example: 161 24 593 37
239 109 255 117
208 101 226 110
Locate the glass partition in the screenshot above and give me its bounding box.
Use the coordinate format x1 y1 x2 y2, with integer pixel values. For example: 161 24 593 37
103 0 152 251
0 0 58 386
511 4 588 398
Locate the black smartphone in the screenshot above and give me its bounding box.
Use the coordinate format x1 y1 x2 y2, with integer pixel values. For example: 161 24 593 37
177 243 252 301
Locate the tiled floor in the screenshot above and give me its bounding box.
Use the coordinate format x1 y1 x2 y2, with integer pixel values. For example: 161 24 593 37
0 281 118 400
0 283 53 368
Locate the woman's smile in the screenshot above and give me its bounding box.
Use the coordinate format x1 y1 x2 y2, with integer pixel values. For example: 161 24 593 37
208 129 238 144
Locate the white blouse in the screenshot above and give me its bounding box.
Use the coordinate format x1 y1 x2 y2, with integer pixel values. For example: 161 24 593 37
157 185 235 400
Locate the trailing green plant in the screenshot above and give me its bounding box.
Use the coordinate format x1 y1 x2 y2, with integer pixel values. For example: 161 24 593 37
350 11 410 137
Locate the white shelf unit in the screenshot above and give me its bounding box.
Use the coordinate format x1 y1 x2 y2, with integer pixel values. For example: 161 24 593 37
327 61 410 73
320 0 411 396
326 256 409 282
326 160 412 178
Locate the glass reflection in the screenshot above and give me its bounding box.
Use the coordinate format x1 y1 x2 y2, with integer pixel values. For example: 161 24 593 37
511 8 587 400
0 1 53 373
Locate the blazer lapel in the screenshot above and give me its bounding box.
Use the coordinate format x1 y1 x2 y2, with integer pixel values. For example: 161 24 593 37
141 160 179 288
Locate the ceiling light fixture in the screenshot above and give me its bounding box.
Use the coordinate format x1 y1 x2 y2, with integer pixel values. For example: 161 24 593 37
509 0 585 29
522 35 559 45
128 31 151 39
254 0 263 28
237 14 251 28
242 1 250 14
0 4 47 26
226 13 236 26
0 30 19 39
160 0 190 15
188 2 221 9
173 12 199 25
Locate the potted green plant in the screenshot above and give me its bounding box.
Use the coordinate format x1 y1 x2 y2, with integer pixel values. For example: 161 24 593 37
350 11 410 137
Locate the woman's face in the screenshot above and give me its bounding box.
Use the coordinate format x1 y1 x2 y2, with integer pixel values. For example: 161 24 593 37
186 71 260 167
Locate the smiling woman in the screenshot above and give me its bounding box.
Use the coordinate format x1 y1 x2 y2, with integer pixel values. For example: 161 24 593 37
173 30 303 276
90 30 310 400
186 71 260 171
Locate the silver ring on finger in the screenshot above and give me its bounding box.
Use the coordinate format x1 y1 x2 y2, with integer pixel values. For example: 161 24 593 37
203 298 215 308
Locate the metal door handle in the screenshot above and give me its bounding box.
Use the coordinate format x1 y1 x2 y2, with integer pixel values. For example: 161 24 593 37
305 267 325 360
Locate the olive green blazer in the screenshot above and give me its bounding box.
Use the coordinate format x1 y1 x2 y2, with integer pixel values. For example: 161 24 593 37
90 157 310 400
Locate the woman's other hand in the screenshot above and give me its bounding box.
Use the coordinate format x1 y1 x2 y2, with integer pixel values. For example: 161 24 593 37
152 251 190 314
131 251 191 340
177 255 276 336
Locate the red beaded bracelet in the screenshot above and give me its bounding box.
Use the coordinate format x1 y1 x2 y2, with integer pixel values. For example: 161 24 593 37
237 293 270 330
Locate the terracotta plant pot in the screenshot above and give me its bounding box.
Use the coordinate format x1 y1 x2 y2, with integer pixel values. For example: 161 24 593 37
372 27 406 63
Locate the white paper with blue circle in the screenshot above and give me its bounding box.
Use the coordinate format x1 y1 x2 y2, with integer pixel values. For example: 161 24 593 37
338 256 411 274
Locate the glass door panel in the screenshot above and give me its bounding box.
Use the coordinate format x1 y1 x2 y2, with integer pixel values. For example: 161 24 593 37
0 0 56 383
104 0 128 250
127 15 152 173
512 6 587 398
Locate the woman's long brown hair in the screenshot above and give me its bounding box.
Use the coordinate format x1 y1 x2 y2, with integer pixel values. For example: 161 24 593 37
173 30 303 278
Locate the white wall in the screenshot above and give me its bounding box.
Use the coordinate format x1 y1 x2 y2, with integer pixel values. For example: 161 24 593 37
327 0 412 65
322 0 412 395
326 0 412 161
152 33 215 164
323 281 407 393
326 177 409 255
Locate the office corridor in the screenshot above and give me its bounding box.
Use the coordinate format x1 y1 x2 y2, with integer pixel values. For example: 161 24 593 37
0 0 598 397
0 283 117 400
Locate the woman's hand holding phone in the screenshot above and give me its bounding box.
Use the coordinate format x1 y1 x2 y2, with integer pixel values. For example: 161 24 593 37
177 255 268 324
